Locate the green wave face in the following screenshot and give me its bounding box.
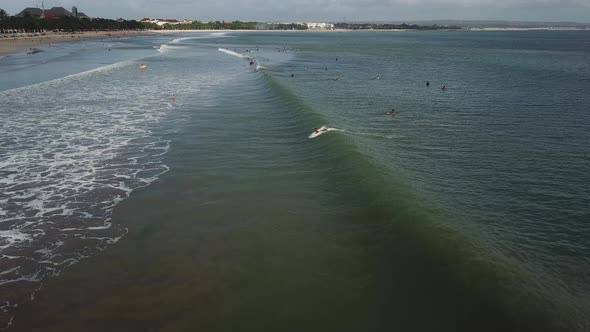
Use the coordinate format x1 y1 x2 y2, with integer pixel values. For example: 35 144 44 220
261 68 572 331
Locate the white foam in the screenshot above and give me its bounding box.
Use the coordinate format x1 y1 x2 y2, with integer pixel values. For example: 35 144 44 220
158 44 188 54
218 48 251 59
308 126 344 139
0 61 175 297
170 36 197 44
0 41 243 324
171 33 227 44
0 230 33 250
0 59 136 94
0 268 20 277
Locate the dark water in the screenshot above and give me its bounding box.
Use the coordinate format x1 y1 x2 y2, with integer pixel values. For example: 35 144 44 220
1 31 589 331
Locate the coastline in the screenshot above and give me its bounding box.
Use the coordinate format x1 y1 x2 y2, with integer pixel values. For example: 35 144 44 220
0 29 401 57
0 30 161 56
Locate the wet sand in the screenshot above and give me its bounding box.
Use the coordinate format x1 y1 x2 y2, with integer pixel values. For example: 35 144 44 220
0 30 158 56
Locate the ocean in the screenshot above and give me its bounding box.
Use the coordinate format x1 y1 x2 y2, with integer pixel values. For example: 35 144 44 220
0 30 589 331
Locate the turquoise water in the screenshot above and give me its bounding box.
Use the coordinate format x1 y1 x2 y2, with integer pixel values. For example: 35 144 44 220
1 31 589 331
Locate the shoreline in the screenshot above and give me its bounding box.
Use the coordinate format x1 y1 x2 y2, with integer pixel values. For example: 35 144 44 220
0 30 161 56
0 29 351 56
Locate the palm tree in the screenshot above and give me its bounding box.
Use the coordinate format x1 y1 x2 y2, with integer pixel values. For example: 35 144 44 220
0 9 8 18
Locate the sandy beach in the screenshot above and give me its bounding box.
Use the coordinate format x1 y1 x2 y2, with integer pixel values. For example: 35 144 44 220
0 30 160 56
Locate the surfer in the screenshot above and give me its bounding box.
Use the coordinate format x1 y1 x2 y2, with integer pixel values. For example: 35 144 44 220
376 75 380 80
387 109 396 116
290 74 295 77
249 61 254 65
314 128 320 134
442 85 447 91
426 81 430 87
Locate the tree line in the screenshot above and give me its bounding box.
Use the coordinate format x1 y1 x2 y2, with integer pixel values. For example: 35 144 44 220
0 9 308 32
0 15 149 32
157 21 307 30
334 22 461 30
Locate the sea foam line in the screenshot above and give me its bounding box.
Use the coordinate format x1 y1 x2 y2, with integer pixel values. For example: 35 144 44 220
0 59 137 94
218 48 251 59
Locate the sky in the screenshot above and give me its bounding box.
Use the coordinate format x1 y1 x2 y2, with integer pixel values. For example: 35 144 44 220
1 0 589 23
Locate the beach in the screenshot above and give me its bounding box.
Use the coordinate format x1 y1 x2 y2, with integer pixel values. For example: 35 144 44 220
0 29 294 56
0 30 160 56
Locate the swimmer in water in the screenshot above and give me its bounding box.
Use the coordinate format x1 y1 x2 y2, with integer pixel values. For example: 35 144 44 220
387 109 396 116
442 85 447 91
376 75 380 80
426 81 430 87
290 74 295 77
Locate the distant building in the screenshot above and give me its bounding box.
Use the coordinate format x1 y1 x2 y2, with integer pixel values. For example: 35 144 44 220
141 18 192 26
16 6 89 19
43 7 71 19
16 7 45 18
305 22 335 30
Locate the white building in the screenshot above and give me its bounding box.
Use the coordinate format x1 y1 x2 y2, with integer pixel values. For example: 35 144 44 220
141 18 193 26
305 22 335 30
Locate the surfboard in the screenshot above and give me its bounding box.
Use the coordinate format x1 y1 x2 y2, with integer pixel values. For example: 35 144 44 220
308 126 328 139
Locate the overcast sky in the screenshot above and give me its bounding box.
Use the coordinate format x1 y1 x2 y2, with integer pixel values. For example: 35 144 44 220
1 0 589 22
